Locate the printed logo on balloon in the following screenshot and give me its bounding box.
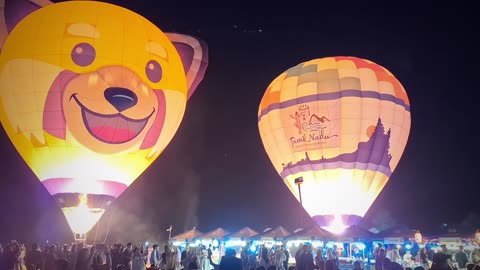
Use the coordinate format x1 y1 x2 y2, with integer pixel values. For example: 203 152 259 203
288 103 340 151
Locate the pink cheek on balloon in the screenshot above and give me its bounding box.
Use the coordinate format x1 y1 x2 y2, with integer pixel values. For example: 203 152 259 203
42 70 78 139
139 89 166 149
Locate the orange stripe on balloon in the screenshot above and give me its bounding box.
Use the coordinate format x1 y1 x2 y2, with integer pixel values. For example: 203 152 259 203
260 90 280 111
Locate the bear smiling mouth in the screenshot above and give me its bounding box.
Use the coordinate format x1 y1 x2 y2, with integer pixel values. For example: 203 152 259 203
70 94 155 144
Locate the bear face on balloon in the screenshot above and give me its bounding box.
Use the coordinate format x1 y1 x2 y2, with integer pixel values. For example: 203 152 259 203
63 64 161 153
1 1 207 156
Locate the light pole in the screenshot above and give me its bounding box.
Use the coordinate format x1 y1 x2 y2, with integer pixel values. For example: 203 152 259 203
294 176 304 228
167 225 173 241
294 176 304 205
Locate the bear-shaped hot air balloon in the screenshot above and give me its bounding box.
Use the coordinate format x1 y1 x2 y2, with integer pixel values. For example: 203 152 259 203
258 57 410 234
0 0 208 239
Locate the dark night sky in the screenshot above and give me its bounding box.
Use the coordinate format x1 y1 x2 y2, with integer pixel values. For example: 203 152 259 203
0 3 478 243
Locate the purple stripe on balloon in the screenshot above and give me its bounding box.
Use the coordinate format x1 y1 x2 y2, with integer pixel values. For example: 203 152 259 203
258 89 410 122
280 161 392 179
42 178 128 198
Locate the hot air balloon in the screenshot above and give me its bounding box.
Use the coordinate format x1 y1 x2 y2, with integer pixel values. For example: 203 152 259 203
0 0 208 240
258 57 410 234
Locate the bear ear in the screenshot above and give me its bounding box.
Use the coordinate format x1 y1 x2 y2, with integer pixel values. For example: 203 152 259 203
1 0 53 51
165 32 209 100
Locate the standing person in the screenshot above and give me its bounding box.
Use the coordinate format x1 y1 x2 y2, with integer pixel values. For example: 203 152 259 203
92 246 112 270
454 245 468 269
132 247 146 270
199 245 210 270
390 247 401 264
161 246 169 270
219 248 242 270
141 245 148 265
418 248 429 269
247 243 258 270
26 243 42 270
326 251 338 270
44 245 58 270
110 245 118 270
208 245 213 264
74 247 95 270
471 248 480 265
67 244 78 270
165 245 178 270
315 248 325 270
181 247 190 270
374 244 386 270
241 246 249 270
17 243 28 270
150 245 161 269
60 245 71 260
433 244 454 270
174 246 182 270
426 246 435 263
403 250 413 268
187 246 198 270
332 246 340 269
123 243 134 270
259 247 270 269
56 258 70 270
295 248 303 266
353 261 363 270
275 246 286 270
297 245 315 270
283 248 289 270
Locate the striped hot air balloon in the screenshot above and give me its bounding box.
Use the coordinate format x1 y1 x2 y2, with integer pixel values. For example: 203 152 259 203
257 56 410 234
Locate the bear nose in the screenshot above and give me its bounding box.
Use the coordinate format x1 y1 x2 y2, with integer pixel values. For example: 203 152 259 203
104 87 138 112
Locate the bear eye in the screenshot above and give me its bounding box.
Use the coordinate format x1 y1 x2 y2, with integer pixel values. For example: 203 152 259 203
71 43 96 66
145 60 162 83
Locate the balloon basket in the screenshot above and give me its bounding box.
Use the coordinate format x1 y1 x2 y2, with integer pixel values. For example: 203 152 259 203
74 233 87 243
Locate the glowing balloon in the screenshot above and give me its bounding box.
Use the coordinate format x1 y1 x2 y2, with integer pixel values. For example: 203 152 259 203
258 57 410 234
0 1 208 237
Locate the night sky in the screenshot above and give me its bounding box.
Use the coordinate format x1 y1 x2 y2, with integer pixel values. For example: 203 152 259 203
0 3 478 244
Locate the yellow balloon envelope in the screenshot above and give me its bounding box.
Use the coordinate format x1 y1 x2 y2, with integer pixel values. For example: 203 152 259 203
258 56 410 234
0 1 208 236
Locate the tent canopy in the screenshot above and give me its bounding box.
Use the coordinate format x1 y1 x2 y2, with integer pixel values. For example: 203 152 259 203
285 225 334 240
254 226 291 239
199 227 230 239
171 228 203 241
225 227 259 239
